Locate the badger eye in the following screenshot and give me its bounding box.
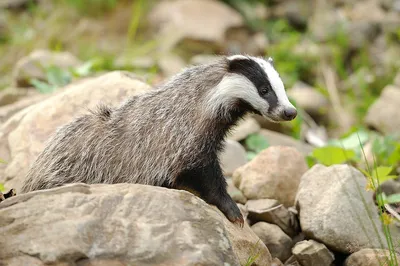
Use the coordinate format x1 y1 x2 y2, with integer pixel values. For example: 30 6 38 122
261 88 268 95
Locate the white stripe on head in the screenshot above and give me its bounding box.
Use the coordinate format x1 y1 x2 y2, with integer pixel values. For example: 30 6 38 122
251 56 295 112
204 73 268 118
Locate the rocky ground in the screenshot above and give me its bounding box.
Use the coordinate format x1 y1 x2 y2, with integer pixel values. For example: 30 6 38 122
0 0 400 266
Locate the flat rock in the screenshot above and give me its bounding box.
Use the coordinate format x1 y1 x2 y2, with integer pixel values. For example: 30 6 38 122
344 248 400 266
251 222 293 262
0 71 152 192
220 139 248 177
292 240 334 266
233 146 308 207
246 199 300 237
295 164 388 253
12 49 82 87
0 183 272 265
365 85 400 135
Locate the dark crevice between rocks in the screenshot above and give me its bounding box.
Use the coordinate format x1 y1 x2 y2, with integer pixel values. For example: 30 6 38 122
0 188 16 203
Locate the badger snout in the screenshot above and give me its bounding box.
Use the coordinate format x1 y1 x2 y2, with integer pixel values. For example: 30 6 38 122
281 107 297 121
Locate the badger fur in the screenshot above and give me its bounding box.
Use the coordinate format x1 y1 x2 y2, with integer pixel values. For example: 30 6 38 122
20 55 297 226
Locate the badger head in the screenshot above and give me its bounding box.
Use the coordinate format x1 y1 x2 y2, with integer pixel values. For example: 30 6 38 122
216 55 297 122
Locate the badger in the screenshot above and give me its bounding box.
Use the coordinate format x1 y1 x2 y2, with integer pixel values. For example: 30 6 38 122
20 55 297 226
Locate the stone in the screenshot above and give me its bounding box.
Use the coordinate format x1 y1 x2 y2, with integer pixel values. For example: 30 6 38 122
365 85 400 135
246 199 300 237
0 0 38 10
292 240 334 266
233 146 308 207
227 178 247 205
258 129 313 155
12 49 82 87
295 164 388 253
271 258 284 266
220 139 248 177
284 255 301 266
227 116 261 141
251 222 293 262
147 0 244 53
0 87 40 107
394 72 400 87
270 0 313 31
0 183 272 265
190 54 220 66
287 82 329 121
344 248 400 266
0 92 50 124
0 71 152 192
157 54 186 78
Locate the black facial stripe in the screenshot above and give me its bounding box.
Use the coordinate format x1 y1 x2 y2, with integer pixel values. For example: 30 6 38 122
266 88 278 112
228 57 278 112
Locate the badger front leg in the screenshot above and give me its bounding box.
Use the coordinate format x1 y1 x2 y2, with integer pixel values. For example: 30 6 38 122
176 161 244 227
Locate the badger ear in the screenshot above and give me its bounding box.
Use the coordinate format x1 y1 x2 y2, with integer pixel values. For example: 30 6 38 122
267 57 274 66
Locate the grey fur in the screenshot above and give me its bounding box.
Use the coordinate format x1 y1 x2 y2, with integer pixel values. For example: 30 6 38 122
21 58 230 193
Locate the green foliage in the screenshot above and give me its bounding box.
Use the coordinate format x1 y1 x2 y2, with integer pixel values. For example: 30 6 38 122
308 146 357 167
63 0 117 16
371 134 400 168
244 133 269 161
0 183 4 193
265 20 317 88
383 193 400 205
243 239 264 266
29 56 118 93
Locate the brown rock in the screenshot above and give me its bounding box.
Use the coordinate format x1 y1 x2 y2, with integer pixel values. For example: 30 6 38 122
233 146 308 207
344 248 400 266
0 71 151 192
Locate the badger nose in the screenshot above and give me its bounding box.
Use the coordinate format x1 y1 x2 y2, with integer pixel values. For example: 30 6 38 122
283 108 297 121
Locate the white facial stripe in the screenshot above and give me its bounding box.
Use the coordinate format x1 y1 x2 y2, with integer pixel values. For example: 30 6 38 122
227 54 248 61
205 73 268 118
252 57 295 111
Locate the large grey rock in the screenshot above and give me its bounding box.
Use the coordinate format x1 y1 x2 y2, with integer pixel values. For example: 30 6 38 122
292 240 334 266
365 85 400 135
12 49 82 87
147 0 244 53
295 164 388 253
0 71 152 192
233 146 308 207
344 248 400 266
0 183 272 265
246 199 300 237
251 222 293 262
